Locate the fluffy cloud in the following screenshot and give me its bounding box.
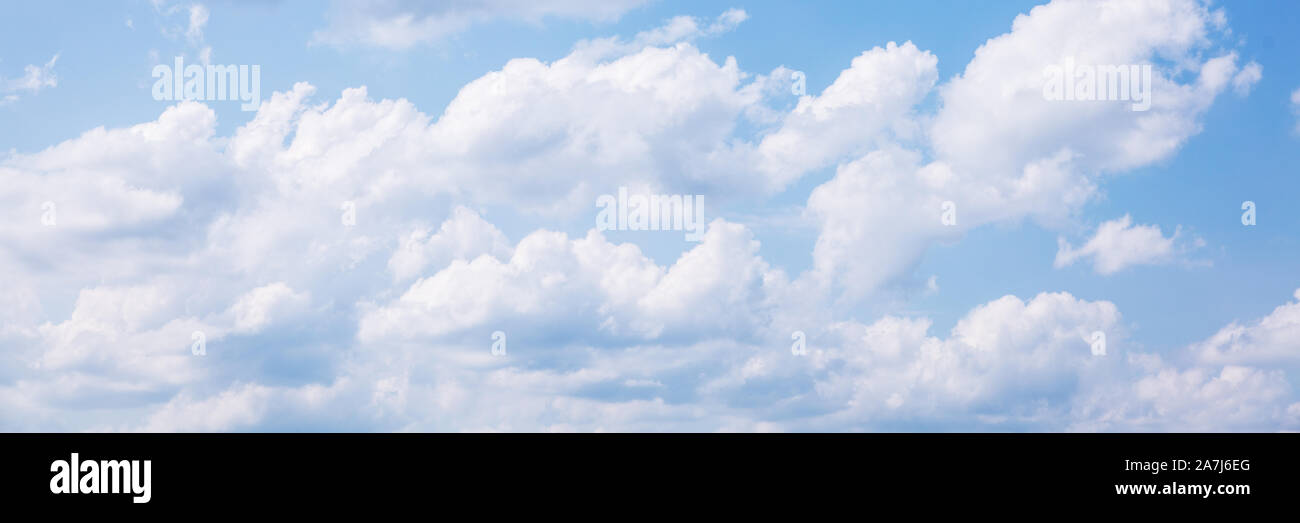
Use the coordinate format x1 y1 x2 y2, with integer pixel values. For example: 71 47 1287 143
785 0 1254 301
229 18 768 219
798 292 1125 428
229 283 311 334
1054 215 1199 275
360 218 787 345
1193 289 1300 369
85 287 1300 432
0 0 1290 432
931 0 1248 176
387 206 514 282
754 41 938 191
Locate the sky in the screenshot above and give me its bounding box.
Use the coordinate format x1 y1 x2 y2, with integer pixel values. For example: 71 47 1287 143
1 0 1298 431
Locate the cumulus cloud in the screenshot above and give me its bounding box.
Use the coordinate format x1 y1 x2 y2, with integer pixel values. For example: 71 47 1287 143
931 0 1247 176
1054 215 1199 275
778 0 1251 301
1193 289 1300 369
387 206 513 282
56 286 1300 432
754 41 938 191
0 0 1290 432
226 23 769 219
800 292 1126 428
229 283 311 334
360 219 787 345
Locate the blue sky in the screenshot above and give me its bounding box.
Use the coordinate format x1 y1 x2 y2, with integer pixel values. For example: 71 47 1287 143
1 0 1299 431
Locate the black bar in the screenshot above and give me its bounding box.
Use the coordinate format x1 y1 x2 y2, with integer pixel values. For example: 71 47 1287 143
1 433 1293 513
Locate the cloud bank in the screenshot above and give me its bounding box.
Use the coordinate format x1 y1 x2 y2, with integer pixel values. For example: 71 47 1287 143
0 0 1292 432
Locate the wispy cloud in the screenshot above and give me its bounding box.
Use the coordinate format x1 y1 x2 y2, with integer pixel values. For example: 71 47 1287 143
311 0 651 50
0 54 59 105
1055 215 1203 275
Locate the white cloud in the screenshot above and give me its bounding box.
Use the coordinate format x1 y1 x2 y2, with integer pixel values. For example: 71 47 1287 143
1193 289 1300 369
139 381 353 432
90 287 1300 431
1232 61 1262 96
387 206 513 282
1 54 59 104
625 8 748 48
32 282 216 392
754 41 938 191
6 54 59 93
1054 215 1197 275
312 0 651 50
224 31 767 220
931 0 1241 176
150 1 212 61
1122 366 1293 432
805 147 956 298
359 219 787 345
186 4 210 44
0 0 1289 432
801 292 1124 427
228 283 311 334
1292 87 1300 134
0 102 216 260
784 0 1246 301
